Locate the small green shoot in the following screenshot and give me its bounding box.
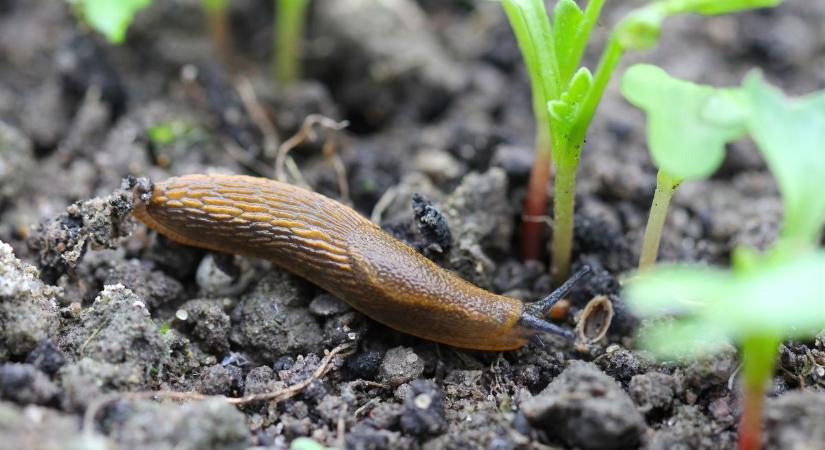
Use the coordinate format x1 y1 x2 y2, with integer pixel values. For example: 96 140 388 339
202 0 231 60
274 0 311 85
502 0 781 283
620 64 748 268
290 437 332 450
626 74 825 450
146 120 194 147
67 0 153 44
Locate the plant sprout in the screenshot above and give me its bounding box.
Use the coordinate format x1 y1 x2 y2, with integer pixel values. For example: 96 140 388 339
502 0 781 283
626 75 825 450
274 0 311 84
290 437 332 450
620 64 747 268
68 0 152 44
202 0 231 61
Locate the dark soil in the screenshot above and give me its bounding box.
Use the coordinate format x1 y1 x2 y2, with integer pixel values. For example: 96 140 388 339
1 0 823 449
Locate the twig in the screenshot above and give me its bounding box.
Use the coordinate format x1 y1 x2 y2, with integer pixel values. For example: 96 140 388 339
234 76 280 158
82 343 354 435
369 186 399 224
353 398 381 418
274 114 349 189
222 137 272 176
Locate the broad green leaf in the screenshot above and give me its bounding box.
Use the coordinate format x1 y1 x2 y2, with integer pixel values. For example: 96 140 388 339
637 318 731 360
625 251 825 359
664 0 783 15
624 264 732 316
743 73 825 247
621 64 747 180
552 0 584 84
73 0 152 44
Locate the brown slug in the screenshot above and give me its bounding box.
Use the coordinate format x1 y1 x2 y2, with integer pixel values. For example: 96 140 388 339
133 174 589 351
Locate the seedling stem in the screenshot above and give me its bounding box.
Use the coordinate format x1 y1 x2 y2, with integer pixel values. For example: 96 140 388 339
203 0 231 62
274 0 310 84
639 170 680 269
738 335 779 450
551 31 625 282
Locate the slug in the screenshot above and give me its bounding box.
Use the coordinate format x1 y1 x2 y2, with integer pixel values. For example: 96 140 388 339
133 174 589 351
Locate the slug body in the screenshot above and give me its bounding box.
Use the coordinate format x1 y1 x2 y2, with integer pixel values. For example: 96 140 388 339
134 174 570 351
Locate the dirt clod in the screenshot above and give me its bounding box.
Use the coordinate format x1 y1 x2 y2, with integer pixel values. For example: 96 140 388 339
0 363 60 406
400 379 447 436
629 372 677 416
521 361 645 450
229 271 323 363
379 347 425 387
0 241 60 360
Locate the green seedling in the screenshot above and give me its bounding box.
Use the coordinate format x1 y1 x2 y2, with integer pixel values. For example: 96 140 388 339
274 0 311 84
202 0 231 61
290 437 333 450
67 0 153 44
626 74 825 450
621 64 748 268
502 0 781 283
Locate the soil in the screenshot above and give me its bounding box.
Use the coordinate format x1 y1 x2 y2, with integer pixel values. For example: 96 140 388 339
1 0 824 449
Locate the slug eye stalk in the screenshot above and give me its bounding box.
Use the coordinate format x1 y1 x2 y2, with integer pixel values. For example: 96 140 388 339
520 264 592 341
528 265 591 316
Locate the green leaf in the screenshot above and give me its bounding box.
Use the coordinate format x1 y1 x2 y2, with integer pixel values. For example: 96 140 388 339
290 437 329 450
637 318 732 360
743 73 825 247
624 264 732 317
552 0 584 84
664 0 783 16
621 64 747 180
615 6 666 51
73 0 152 44
548 67 593 129
625 251 825 360
202 0 228 13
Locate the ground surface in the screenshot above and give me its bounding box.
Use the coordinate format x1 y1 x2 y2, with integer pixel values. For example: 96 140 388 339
1 0 825 449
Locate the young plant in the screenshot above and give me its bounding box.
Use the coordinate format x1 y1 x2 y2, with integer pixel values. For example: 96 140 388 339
67 0 152 44
202 0 231 61
620 64 747 268
625 74 825 450
274 0 311 84
502 0 782 283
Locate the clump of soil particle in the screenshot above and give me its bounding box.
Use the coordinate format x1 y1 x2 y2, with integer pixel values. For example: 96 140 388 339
0 401 110 450
0 363 60 406
379 347 425 387
521 361 645 450
175 298 232 355
103 398 250 450
763 390 825 450
313 0 465 130
0 241 60 360
27 177 150 283
400 379 448 436
229 271 324 363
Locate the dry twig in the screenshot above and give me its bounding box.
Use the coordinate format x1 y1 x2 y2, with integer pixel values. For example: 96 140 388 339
82 343 354 435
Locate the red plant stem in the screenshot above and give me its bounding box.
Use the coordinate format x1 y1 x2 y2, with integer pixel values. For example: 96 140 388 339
738 380 765 450
738 336 778 450
521 152 551 260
